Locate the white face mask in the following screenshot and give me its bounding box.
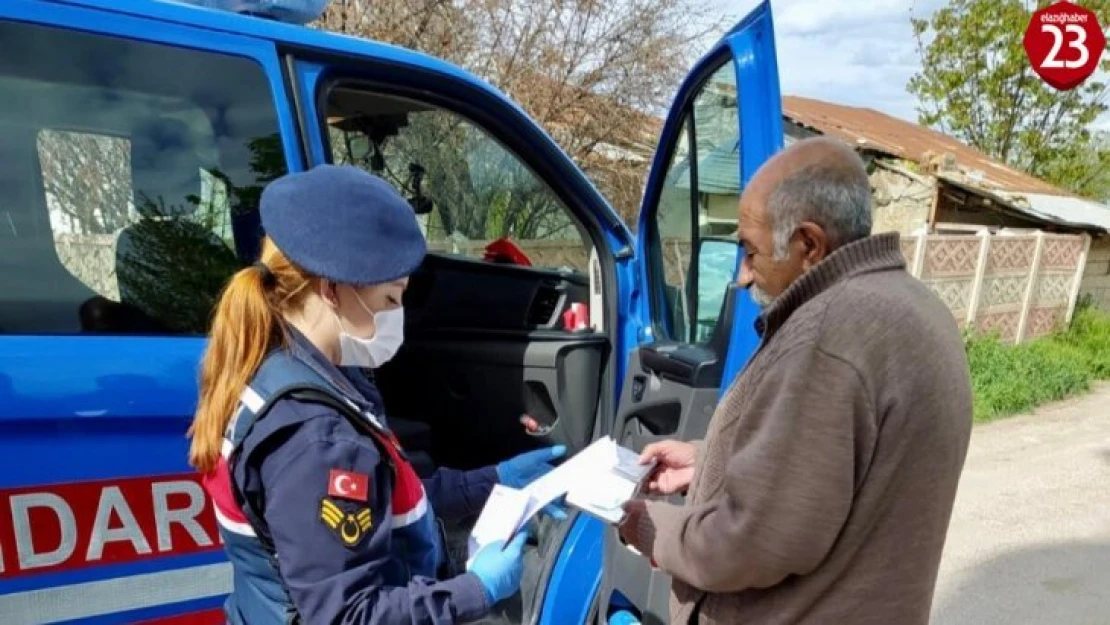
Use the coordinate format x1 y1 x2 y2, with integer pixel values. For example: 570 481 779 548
333 287 406 368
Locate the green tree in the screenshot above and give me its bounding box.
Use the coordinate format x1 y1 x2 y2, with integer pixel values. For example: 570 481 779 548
908 0 1110 200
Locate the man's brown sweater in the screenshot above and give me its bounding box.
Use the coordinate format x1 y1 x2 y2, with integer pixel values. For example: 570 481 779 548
631 232 973 624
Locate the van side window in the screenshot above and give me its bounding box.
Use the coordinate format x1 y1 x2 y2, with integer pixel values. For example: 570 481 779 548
324 88 590 273
0 19 286 336
647 62 741 343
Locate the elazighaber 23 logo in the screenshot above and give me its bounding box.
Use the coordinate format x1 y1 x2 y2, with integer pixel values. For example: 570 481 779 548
1023 1 1106 91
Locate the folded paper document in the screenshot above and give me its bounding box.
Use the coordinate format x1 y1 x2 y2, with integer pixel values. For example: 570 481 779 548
467 436 655 562
564 437 655 523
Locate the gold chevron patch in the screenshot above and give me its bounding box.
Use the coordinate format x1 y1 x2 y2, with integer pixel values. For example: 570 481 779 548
320 498 372 548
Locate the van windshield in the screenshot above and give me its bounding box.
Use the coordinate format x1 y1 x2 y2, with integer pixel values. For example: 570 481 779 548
325 87 592 275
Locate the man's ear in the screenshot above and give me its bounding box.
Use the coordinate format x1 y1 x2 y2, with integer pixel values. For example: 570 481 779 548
737 254 755 288
795 222 829 267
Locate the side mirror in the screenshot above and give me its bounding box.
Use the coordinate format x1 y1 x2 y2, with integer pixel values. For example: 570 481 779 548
693 237 740 343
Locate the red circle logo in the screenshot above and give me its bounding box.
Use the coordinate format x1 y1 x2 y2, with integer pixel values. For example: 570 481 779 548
1023 1 1106 91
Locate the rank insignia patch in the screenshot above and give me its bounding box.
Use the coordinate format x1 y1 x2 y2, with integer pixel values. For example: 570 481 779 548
320 498 372 547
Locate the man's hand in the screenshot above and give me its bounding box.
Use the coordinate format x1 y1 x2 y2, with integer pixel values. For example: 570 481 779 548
640 440 698 496
618 499 648 550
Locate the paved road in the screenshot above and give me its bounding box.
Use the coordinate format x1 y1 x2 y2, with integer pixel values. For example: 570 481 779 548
931 382 1110 625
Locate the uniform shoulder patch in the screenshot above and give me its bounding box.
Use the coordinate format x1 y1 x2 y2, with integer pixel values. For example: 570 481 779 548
328 469 369 502
319 498 373 548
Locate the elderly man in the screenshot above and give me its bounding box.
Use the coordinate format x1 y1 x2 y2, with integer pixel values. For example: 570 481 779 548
619 137 973 624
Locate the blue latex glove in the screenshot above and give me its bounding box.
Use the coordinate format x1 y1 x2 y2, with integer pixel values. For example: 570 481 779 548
468 531 529 605
497 445 569 520
497 445 566 488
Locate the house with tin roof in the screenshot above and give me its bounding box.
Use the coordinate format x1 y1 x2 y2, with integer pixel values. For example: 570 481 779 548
780 96 1110 311
668 92 1110 311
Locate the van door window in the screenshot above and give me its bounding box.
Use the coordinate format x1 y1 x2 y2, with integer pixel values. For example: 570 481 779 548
0 19 286 336
646 62 741 344
324 88 591 273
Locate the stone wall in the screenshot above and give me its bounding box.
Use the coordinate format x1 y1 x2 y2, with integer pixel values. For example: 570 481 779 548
871 166 934 235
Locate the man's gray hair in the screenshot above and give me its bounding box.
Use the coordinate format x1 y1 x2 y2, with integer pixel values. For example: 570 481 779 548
768 162 873 258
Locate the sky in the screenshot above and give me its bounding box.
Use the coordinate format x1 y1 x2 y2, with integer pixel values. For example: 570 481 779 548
711 0 1110 132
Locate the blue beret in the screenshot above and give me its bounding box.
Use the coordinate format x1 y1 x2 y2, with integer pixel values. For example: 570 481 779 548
260 164 427 286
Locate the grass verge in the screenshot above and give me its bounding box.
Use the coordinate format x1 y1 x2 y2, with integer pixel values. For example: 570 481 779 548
967 302 1110 423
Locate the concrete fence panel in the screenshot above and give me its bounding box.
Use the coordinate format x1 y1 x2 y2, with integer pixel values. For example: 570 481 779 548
974 235 1037 343
918 235 981 328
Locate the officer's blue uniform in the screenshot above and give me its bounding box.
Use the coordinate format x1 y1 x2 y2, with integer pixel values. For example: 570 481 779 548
205 327 497 624
196 164 550 624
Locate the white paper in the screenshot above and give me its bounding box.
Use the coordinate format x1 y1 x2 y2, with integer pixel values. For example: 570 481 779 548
466 485 531 566
564 437 655 523
467 437 655 559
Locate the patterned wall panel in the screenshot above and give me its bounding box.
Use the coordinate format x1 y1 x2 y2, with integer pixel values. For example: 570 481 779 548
910 233 1086 344
1041 236 1085 271
1025 307 1065 339
986 237 1036 274
926 279 973 316
976 311 1021 342
979 275 1028 311
922 237 981 278
1034 273 1075 306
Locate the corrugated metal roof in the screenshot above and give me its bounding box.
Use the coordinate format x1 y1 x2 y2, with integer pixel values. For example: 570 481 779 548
782 95 1062 195
998 192 1110 232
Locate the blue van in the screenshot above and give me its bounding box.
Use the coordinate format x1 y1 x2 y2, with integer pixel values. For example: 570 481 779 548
0 0 781 622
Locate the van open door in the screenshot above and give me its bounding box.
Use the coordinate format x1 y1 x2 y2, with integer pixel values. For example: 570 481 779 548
596 2 783 622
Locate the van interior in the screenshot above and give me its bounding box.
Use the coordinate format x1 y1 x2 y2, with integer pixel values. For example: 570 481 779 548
324 87 611 473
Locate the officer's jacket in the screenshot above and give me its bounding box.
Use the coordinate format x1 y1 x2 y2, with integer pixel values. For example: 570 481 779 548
202 328 497 624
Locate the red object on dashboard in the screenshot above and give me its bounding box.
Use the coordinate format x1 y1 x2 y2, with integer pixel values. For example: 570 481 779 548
483 238 533 266
562 302 588 331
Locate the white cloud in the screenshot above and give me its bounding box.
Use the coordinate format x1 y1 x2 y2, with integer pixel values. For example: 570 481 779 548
773 0 938 37
702 0 1109 131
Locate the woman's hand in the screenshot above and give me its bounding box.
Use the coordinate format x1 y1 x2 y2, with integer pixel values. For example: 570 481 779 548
497 446 568 520
497 446 566 488
468 531 529 605
639 440 698 496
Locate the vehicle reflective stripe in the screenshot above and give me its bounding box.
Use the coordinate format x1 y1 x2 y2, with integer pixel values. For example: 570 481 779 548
391 493 428 528
0 563 231 625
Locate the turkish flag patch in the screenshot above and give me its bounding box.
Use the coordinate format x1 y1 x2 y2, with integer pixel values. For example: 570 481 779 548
328 469 369 502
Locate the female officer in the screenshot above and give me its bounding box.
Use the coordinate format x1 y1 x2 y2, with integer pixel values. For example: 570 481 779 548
187 164 564 624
